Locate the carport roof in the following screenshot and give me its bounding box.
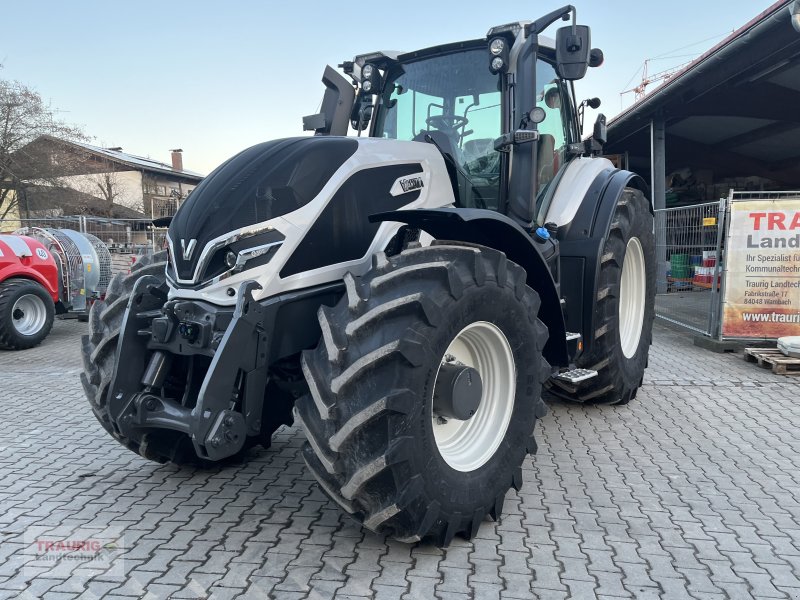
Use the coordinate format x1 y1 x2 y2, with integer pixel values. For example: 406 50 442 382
605 1 800 186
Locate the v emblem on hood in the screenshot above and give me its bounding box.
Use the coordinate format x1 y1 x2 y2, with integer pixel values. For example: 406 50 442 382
180 238 197 261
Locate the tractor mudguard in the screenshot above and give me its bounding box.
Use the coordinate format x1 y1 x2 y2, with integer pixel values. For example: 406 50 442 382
370 207 569 367
557 169 650 357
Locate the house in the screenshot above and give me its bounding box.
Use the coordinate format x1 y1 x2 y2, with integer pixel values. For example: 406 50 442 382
11 135 204 218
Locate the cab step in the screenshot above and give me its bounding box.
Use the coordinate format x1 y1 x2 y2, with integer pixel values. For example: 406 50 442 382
551 368 598 384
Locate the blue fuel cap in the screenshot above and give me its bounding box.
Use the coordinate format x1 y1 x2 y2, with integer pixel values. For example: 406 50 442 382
535 226 551 241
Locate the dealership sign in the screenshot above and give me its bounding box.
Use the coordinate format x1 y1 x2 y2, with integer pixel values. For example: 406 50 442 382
722 198 800 339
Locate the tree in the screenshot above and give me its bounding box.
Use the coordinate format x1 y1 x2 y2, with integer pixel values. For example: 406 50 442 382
0 76 87 219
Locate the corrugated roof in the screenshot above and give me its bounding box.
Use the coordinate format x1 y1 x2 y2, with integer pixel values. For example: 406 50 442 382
41 135 204 180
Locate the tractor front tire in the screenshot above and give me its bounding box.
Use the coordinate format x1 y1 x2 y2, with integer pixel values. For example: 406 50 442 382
554 187 655 404
0 278 55 350
297 243 550 546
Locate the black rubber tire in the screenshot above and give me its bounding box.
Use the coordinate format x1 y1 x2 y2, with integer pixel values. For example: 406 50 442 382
297 243 550 546
552 187 655 405
80 251 278 466
0 278 55 350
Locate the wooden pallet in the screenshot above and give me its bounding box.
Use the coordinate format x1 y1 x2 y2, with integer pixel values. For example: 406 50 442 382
743 347 800 375
667 277 694 291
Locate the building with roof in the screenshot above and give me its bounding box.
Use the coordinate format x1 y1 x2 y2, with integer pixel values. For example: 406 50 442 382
604 1 800 210
12 135 204 219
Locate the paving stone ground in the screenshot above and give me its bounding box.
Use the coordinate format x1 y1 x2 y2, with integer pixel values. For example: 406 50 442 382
1 319 799 599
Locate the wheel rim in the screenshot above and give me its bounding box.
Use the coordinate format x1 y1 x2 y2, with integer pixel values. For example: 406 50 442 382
619 237 646 358
432 321 515 472
11 293 48 337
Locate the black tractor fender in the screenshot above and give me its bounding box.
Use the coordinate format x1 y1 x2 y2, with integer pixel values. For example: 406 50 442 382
556 169 650 358
370 207 569 367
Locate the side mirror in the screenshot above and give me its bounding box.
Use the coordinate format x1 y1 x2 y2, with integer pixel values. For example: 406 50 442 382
555 24 591 80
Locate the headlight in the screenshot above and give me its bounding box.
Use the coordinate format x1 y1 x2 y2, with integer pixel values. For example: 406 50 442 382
195 230 285 284
488 36 509 74
362 64 374 79
362 80 373 93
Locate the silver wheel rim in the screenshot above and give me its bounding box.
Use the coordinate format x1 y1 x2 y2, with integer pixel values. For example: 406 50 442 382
11 293 48 337
619 237 646 359
432 321 515 472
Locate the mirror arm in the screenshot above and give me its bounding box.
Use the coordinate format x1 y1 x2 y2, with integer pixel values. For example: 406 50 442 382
526 5 574 36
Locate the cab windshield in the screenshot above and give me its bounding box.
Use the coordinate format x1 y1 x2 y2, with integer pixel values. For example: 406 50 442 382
372 46 576 213
375 47 503 210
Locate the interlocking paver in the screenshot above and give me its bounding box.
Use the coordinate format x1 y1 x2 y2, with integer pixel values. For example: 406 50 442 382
2 320 800 598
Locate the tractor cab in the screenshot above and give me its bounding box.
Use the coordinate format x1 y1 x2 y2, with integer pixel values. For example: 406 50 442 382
308 5 604 232
361 38 582 218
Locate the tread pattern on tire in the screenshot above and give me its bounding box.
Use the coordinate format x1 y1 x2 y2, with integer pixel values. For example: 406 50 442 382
298 243 550 546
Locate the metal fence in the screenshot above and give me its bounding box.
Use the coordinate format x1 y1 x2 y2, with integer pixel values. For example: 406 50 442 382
654 200 726 335
0 216 166 276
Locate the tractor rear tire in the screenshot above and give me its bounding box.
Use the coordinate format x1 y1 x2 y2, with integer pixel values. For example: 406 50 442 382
554 187 655 404
0 278 55 350
297 243 550 546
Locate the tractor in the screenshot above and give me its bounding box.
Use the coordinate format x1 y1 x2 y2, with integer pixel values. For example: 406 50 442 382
81 5 655 546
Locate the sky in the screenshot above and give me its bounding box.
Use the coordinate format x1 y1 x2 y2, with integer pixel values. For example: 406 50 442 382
1 1 779 175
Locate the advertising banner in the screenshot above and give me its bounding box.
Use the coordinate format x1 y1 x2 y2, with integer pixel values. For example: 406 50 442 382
722 198 800 339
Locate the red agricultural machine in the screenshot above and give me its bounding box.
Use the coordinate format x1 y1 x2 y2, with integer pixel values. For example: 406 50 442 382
0 234 59 349
0 229 114 350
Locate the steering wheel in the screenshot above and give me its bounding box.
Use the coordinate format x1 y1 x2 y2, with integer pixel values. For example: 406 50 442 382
426 114 469 132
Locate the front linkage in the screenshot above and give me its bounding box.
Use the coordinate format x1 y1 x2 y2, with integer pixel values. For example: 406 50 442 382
107 278 269 461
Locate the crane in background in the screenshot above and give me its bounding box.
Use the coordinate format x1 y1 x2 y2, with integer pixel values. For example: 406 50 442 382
619 30 734 106
621 59 693 102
